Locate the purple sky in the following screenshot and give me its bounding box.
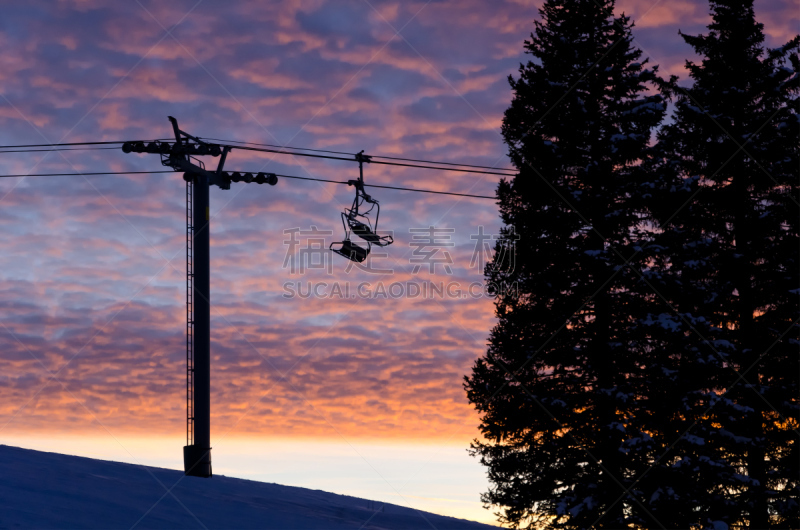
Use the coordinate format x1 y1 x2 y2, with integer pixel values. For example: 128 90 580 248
0 0 796 522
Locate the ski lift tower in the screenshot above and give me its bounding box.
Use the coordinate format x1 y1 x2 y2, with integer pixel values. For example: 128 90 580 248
122 117 278 477
122 117 391 477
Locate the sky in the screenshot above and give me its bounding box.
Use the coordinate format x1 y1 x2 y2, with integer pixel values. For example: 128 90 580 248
0 0 797 525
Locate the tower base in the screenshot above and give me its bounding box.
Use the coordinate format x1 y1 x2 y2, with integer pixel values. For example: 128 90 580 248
183 445 212 477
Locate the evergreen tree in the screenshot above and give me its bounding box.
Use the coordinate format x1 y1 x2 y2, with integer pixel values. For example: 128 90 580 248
464 0 666 527
645 1 799 527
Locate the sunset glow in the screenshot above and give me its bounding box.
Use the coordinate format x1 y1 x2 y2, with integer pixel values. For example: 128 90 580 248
0 0 795 524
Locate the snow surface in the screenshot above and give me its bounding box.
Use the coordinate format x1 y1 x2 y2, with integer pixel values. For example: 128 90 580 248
0 445 497 529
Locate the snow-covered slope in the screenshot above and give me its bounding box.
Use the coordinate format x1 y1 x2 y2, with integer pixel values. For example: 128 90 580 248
0 445 496 529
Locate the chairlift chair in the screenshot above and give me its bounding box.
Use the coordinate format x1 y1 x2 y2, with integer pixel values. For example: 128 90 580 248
330 239 369 263
330 151 394 262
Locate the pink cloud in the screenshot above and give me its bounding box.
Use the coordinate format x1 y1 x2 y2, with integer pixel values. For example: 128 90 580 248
0 0 795 445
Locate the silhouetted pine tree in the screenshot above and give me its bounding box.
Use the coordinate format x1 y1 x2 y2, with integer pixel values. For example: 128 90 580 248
644 1 799 527
463 0 666 527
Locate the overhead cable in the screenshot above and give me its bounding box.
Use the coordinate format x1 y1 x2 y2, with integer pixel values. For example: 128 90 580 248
0 170 495 199
199 135 517 173
0 140 517 177
0 147 121 154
